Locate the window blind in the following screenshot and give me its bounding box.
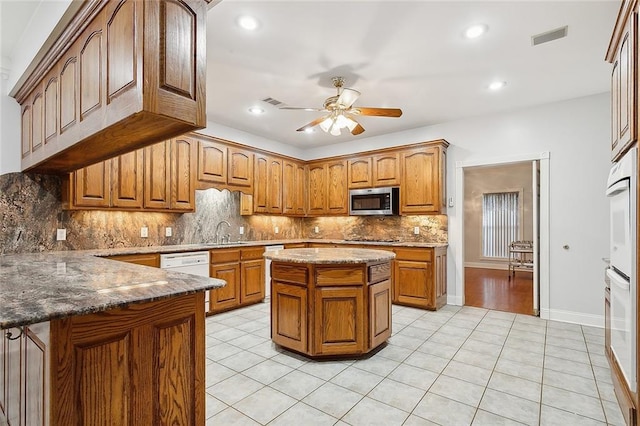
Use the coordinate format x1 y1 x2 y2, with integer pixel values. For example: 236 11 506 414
482 192 519 258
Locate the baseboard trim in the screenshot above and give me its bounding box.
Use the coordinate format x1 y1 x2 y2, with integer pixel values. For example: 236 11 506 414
447 295 462 306
543 308 604 328
464 262 509 270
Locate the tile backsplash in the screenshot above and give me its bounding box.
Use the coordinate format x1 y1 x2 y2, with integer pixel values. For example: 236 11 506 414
0 172 447 254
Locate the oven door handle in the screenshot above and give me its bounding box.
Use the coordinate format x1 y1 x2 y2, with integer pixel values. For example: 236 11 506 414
606 179 629 197
607 268 631 291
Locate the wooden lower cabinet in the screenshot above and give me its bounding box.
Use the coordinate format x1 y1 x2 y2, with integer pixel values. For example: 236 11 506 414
393 246 446 310
105 253 160 268
49 292 205 425
271 260 391 357
209 247 265 314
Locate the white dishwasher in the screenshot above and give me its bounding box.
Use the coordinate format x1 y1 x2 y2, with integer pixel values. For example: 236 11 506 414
264 245 284 299
160 251 211 311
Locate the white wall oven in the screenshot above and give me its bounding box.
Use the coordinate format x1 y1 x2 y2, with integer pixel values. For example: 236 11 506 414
606 146 637 392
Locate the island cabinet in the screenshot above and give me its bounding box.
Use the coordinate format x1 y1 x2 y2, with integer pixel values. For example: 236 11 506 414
393 246 447 310
607 0 637 161
63 137 196 212
306 160 348 216
270 255 392 357
16 0 207 174
209 247 265 314
195 137 254 194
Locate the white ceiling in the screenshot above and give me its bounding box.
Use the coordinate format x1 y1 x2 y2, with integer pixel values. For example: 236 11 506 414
207 0 619 147
1 1 620 148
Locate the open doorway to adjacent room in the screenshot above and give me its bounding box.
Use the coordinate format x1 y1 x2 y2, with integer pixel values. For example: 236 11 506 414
462 161 540 315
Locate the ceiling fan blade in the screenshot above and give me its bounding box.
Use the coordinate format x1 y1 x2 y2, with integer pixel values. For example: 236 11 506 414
352 107 403 117
351 123 365 135
280 106 325 112
337 88 361 108
296 115 330 132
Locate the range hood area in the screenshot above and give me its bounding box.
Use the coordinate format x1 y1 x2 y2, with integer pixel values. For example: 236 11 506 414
11 0 207 174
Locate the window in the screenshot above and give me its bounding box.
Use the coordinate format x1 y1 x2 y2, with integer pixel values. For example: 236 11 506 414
482 191 520 258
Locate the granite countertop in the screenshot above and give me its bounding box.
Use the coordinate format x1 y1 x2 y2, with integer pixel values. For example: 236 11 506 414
88 238 447 257
0 251 225 329
263 248 396 264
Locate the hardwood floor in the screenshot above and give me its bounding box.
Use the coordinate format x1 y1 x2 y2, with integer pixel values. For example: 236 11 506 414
464 267 534 315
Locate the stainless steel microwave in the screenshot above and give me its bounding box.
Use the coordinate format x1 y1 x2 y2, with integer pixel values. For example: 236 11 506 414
349 187 400 216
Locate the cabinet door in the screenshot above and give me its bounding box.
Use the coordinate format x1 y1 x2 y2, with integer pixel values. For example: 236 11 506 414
210 263 241 313
326 160 348 215
372 153 400 187
369 279 392 349
107 253 160 268
612 58 620 154
268 157 283 213
307 163 326 214
272 282 307 353
400 147 441 214
74 159 111 207
197 140 227 184
434 248 447 309
144 141 171 209
241 259 265 304
282 160 296 215
111 149 144 209
24 324 49 426
347 157 372 189
616 13 636 156
393 260 433 309
228 148 254 190
5 328 21 426
0 329 4 417
314 286 364 355
253 154 269 213
170 137 196 211
295 163 307 215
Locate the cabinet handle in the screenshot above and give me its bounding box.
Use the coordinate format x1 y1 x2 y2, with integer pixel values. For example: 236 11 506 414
5 327 23 340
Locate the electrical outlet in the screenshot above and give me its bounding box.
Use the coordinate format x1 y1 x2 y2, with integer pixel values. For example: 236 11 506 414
274 226 279 234
413 226 420 235
165 227 172 237
448 197 454 207
239 226 244 235
140 226 149 238
314 226 319 233
56 228 66 241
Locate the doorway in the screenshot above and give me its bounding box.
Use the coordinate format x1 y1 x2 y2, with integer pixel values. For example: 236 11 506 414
455 155 548 317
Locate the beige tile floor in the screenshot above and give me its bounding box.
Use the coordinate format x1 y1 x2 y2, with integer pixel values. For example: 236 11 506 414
205 302 625 425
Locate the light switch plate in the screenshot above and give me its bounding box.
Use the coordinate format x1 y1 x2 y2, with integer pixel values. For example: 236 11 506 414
274 226 279 234
56 228 66 241
314 226 319 233
239 226 244 235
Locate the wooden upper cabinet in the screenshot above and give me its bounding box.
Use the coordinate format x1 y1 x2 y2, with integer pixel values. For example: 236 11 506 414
400 145 445 214
171 136 196 211
307 163 327 215
607 4 637 161
73 160 112 208
197 139 227 184
268 157 283 213
295 163 307 215
112 149 144 209
228 147 254 190
15 0 207 174
347 157 373 189
372 153 400 187
253 154 283 214
326 160 348 215
144 140 171 210
283 160 297 215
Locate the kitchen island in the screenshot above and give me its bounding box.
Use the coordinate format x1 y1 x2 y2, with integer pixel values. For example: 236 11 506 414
265 248 395 357
0 251 225 425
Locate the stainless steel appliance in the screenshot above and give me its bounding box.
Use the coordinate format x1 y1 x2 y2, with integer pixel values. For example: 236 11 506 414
349 187 399 216
160 251 211 311
606 146 637 391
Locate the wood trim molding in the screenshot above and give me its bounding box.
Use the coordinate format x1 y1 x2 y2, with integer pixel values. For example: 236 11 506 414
606 0 636 62
11 0 107 103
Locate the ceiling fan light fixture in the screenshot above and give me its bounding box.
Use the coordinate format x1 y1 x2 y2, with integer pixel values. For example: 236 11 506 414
319 117 333 132
465 24 488 39
238 15 259 31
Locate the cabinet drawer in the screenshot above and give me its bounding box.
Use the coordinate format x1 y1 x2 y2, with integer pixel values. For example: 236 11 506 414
210 248 240 264
241 246 265 260
272 263 308 285
315 265 365 286
394 248 432 262
369 262 391 283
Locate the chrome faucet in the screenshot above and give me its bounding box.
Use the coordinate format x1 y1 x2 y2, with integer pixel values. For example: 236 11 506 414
215 220 231 244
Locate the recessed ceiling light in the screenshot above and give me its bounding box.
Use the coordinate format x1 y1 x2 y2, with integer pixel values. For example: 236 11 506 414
304 128 315 134
465 24 488 39
248 106 264 114
488 81 507 91
238 15 259 31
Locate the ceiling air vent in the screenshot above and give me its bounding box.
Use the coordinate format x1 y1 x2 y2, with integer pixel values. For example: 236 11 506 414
262 97 284 107
531 26 568 46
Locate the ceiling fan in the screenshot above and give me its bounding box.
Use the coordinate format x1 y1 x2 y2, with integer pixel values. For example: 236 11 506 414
281 77 403 136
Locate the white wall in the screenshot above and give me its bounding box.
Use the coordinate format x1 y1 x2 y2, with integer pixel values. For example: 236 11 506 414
305 93 611 326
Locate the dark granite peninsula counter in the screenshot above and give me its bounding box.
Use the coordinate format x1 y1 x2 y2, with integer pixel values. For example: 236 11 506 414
0 251 225 425
265 248 395 357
